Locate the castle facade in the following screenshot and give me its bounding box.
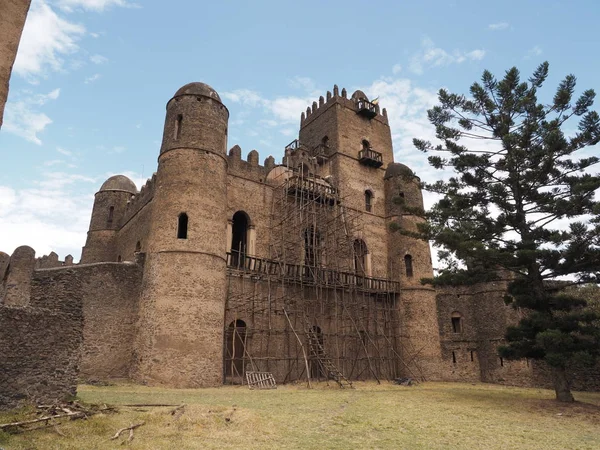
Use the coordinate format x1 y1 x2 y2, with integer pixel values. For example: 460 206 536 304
3 82 595 406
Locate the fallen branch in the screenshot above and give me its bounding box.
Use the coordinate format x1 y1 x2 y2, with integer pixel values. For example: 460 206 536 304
0 411 85 430
122 403 179 407
170 404 185 416
110 422 145 441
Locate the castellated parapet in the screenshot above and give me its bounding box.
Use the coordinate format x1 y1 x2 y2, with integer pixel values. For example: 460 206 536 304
2 79 599 396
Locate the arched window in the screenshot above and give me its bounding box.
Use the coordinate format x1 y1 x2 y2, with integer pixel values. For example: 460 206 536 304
177 213 188 239
353 239 368 278
298 163 311 177
231 211 250 267
304 227 321 277
107 206 114 225
451 311 463 333
362 139 370 151
321 136 329 148
225 319 247 378
365 190 373 212
309 325 325 379
135 241 141 252
117 255 122 262
404 254 413 278
174 114 183 140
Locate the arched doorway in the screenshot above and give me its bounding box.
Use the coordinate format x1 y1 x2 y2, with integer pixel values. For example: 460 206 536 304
225 319 247 379
231 211 250 267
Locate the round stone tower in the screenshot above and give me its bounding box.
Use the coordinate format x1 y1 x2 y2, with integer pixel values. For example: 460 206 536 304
385 162 443 379
80 175 137 263
133 82 229 387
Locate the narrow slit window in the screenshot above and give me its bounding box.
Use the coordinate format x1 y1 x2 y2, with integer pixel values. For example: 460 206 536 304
452 351 457 364
470 350 474 362
404 254 413 278
500 357 504 367
177 213 188 239
174 114 183 140
451 312 463 333
365 190 373 212
107 206 114 225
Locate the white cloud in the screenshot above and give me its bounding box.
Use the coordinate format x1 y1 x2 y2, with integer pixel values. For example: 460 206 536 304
14 1 85 80
526 45 543 59
3 88 61 144
57 146 72 156
56 0 135 12
90 54 108 64
409 37 486 74
392 64 402 75
221 89 264 107
488 22 509 30
84 73 101 84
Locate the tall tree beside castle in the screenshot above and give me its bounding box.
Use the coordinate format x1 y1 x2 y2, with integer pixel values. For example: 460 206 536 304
412 62 600 402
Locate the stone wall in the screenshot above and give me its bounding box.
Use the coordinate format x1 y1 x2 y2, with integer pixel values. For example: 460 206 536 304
0 271 83 410
32 261 143 381
0 0 31 128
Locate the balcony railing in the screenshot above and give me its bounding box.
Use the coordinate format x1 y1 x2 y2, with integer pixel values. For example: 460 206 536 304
287 175 338 205
358 148 383 168
285 139 301 151
227 252 400 293
356 99 378 119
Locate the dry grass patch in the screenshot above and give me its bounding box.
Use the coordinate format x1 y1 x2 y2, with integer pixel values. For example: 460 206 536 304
0 381 599 449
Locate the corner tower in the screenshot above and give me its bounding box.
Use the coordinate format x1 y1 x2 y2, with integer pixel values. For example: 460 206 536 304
80 175 137 263
134 82 229 387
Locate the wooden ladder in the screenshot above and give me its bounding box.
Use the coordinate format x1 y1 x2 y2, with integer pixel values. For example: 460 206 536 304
305 321 353 389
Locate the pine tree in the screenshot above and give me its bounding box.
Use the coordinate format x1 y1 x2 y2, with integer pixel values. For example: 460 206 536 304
413 62 600 402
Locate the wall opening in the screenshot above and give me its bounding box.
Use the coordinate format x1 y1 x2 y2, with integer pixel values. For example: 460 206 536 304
107 206 114 225
365 190 373 212
321 136 329 147
309 325 325 379
225 319 247 378
174 114 183 140
135 241 141 252
500 357 504 367
117 255 122 262
304 226 321 277
451 312 463 333
231 211 250 267
404 254 413 278
362 139 370 151
470 350 475 362
177 213 188 239
452 351 457 364
298 163 311 177
353 239 368 279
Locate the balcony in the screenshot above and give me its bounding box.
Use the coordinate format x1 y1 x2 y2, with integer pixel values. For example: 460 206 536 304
356 99 378 119
226 252 400 293
287 175 337 205
358 148 383 168
285 139 301 151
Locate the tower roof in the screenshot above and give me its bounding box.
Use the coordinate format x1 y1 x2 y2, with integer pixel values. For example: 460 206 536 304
99 175 137 193
174 82 221 101
384 162 414 179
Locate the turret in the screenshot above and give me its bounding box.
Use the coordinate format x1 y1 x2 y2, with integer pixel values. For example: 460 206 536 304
385 162 442 379
80 175 137 263
1 246 35 306
133 82 229 387
384 163 433 283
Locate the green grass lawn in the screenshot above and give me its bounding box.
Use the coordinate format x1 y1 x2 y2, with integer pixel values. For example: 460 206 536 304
1 381 599 449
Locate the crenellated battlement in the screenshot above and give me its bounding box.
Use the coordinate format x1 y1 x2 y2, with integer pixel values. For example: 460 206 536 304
35 251 74 269
122 173 156 224
226 145 277 182
300 84 389 128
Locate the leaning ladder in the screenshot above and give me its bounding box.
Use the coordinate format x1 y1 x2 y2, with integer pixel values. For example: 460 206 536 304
304 317 353 389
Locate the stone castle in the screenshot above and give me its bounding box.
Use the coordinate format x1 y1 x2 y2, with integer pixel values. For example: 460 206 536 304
1 82 597 407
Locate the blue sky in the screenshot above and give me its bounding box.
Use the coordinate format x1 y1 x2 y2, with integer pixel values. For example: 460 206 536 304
1 0 599 260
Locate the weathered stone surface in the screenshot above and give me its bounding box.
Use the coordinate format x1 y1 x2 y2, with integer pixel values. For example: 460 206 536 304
0 0 31 128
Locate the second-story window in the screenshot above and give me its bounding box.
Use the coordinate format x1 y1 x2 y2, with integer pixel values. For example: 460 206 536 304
365 190 373 212
404 254 413 278
174 114 183 140
177 213 188 239
107 206 114 225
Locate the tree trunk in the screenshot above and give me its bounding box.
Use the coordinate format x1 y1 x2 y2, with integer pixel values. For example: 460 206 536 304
552 366 574 402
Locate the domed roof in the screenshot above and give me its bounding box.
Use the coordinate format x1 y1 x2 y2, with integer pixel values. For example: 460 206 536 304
100 175 137 193
174 82 221 101
384 162 415 179
351 90 368 101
